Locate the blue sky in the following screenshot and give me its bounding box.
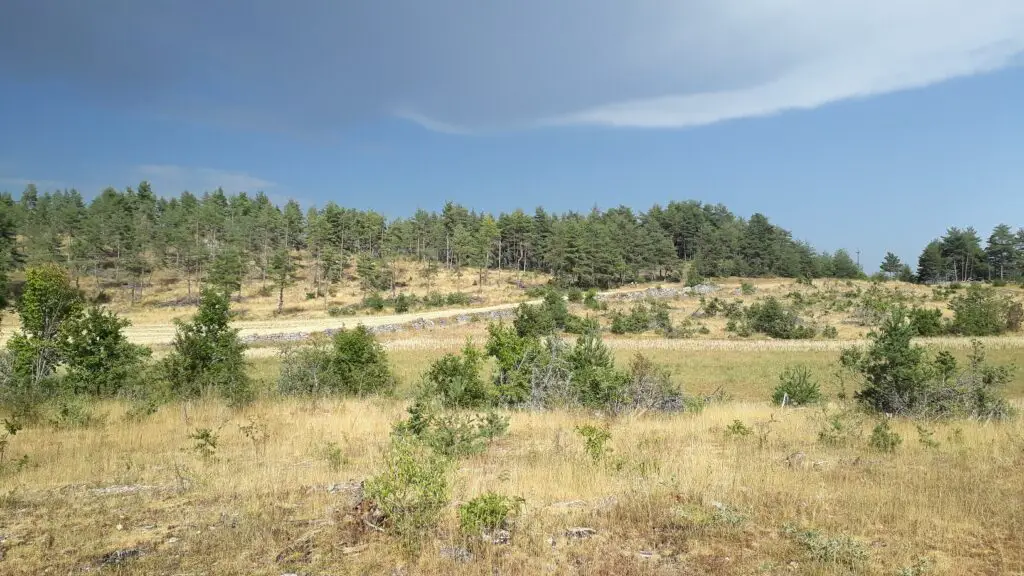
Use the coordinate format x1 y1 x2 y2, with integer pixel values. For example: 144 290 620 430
2 1 1024 270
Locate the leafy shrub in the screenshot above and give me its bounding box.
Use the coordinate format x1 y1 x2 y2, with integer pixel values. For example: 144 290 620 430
617 354 685 412
362 292 386 311
740 282 756 295
567 334 629 409
782 524 869 569
392 293 414 313
327 305 357 317
575 423 612 462
445 292 472 306
513 302 556 337
772 365 821 406
422 291 446 307
685 266 704 287
566 287 583 303
848 308 1012 419
563 314 600 335
60 307 151 397
822 325 839 339
393 400 509 458
745 297 816 339
364 436 450 553
583 289 604 310
948 285 1015 336
725 420 752 438
422 342 490 408
609 301 671 334
48 396 105 430
161 289 251 405
279 327 395 396
907 307 944 336
868 420 902 453
458 492 524 535
1007 301 1023 332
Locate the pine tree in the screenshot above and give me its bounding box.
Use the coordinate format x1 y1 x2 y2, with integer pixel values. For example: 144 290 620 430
917 240 946 283
880 252 903 280
268 247 298 314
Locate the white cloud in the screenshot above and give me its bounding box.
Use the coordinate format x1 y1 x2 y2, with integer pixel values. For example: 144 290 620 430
132 165 275 195
4 1 1024 133
405 0 1024 131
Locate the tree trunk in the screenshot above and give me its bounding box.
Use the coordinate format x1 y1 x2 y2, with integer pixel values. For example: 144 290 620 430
278 284 284 314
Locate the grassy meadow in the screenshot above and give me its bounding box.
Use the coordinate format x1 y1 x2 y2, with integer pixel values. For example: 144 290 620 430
2 337 1023 575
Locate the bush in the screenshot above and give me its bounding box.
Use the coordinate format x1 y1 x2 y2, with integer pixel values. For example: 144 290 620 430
685 266 704 287
772 365 821 407
445 292 473 306
609 301 671 334
392 293 414 313
393 400 509 458
618 354 685 412
582 289 604 310
822 325 839 339
745 297 816 339
868 420 902 453
949 284 1015 336
161 289 251 405
849 308 1012 419
422 342 490 408
458 492 524 535
567 334 629 409
279 326 396 396
566 287 583 303
907 307 944 336
60 307 151 397
362 292 386 311
364 436 450 553
575 423 612 462
740 282 756 295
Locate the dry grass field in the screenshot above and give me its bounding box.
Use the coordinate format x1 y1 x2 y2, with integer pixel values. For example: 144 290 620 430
2 341 1023 575
1 270 1023 575
2 397 1022 575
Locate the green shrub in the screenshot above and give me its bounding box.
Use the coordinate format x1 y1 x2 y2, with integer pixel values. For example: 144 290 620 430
740 282 756 295
364 436 450 553
582 289 604 310
423 342 490 408
772 365 821 406
393 400 509 458
161 289 251 405
685 267 704 287
725 420 752 438
566 287 583 303
745 297 816 339
279 326 395 396
575 423 612 462
782 524 869 569
422 291 446 307
908 307 944 336
60 307 151 397
563 314 600 335
445 292 472 306
822 325 839 339
949 285 1014 336
567 334 629 409
362 292 386 311
868 420 902 453
609 301 670 334
392 293 414 313
849 308 1013 419
458 492 524 535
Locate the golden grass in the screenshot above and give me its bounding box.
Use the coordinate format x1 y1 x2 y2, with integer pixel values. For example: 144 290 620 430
2 396 1022 575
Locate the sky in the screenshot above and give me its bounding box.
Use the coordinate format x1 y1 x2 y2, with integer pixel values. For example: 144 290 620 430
1 1 1024 270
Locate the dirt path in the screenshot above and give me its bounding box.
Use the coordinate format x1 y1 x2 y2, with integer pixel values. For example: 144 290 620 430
119 299 544 346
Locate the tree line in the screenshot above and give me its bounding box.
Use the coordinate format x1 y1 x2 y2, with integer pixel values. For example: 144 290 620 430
1 181 1020 312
